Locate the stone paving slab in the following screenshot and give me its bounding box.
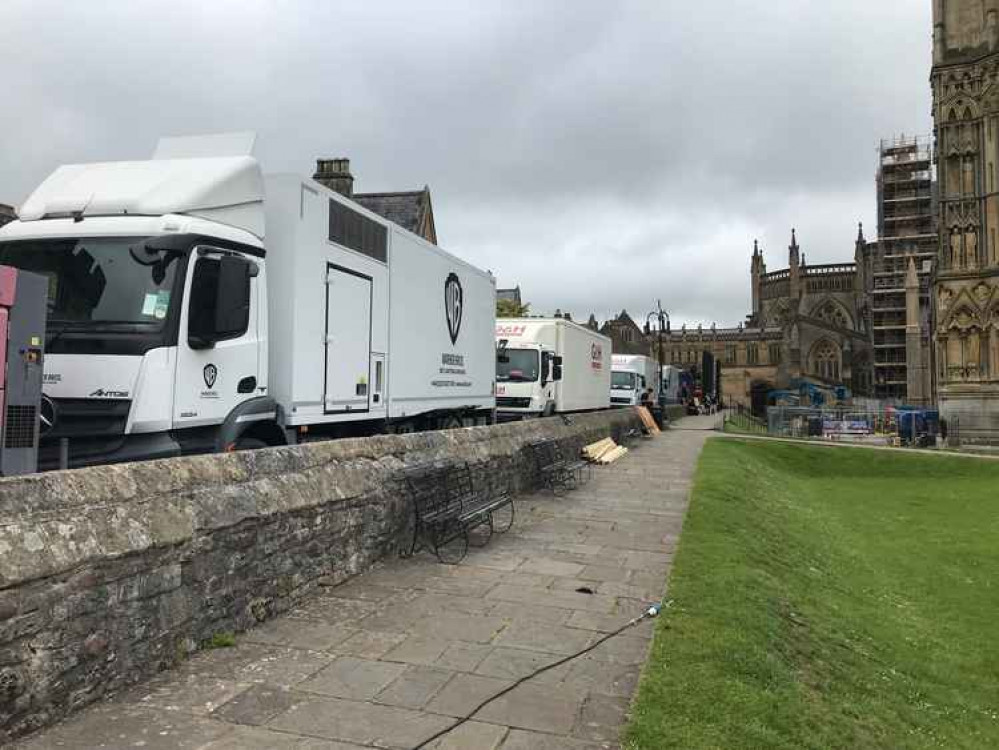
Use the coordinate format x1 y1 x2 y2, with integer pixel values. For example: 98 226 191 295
13 418 716 750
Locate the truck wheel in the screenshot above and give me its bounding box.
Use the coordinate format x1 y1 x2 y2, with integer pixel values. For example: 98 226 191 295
233 437 268 451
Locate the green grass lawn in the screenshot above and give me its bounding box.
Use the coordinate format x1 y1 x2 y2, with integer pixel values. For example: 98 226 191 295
624 439 999 750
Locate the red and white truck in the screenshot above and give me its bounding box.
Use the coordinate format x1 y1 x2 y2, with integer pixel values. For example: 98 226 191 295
495 318 610 419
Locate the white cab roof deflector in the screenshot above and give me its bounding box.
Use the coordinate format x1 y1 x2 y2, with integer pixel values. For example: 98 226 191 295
17 132 265 239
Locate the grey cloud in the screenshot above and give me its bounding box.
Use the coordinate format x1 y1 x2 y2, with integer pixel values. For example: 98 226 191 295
1 0 932 328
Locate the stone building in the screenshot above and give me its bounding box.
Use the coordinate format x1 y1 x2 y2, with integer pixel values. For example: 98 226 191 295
600 310 650 356
496 287 522 307
0 204 14 228
661 230 873 411
930 1 999 438
313 159 438 244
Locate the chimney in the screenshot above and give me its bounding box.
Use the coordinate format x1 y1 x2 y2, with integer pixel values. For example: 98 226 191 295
314 158 354 197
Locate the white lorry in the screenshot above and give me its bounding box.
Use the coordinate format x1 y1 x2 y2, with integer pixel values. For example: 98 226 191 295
495 318 610 420
610 354 658 406
661 365 681 404
0 133 496 469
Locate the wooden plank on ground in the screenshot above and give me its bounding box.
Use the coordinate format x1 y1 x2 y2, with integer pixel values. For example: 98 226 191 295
583 438 616 462
598 445 628 464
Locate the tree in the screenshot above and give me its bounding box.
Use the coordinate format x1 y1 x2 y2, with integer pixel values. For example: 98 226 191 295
497 298 530 317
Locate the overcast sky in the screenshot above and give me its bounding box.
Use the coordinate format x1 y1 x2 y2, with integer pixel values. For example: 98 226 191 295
0 0 932 327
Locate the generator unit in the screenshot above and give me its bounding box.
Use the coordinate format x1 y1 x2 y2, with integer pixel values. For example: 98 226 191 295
0 266 46 475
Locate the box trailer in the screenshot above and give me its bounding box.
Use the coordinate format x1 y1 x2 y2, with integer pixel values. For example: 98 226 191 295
661 365 681 403
610 354 658 406
0 133 495 469
495 318 610 419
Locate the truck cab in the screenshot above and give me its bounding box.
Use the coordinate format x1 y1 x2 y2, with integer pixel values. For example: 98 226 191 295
610 354 657 407
0 135 278 469
495 341 561 418
610 369 646 406
0 214 273 469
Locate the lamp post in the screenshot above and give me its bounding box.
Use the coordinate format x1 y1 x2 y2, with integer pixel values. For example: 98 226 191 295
644 300 670 409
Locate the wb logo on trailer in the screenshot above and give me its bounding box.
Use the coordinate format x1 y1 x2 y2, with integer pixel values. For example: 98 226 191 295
445 273 463 344
203 364 218 389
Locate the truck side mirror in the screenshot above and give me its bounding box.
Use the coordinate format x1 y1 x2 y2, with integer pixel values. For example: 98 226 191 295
189 255 252 349
553 356 563 382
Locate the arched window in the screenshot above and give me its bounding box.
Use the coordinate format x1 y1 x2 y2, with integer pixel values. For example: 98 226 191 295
810 340 841 382
813 301 850 329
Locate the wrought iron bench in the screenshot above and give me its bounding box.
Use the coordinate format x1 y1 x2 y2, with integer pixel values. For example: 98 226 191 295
552 438 591 486
526 439 582 495
401 461 514 564
620 426 643 446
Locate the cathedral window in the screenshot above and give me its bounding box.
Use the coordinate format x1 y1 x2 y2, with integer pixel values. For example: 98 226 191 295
814 302 850 329
747 344 759 365
769 343 781 365
725 345 736 365
810 340 841 382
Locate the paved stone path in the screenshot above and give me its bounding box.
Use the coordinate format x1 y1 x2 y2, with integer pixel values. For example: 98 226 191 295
16 417 717 750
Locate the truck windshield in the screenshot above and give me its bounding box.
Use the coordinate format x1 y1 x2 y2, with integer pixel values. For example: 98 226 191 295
0 236 182 331
496 349 540 382
612 371 637 389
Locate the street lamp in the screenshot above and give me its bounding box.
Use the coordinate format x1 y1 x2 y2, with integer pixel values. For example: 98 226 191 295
643 300 670 408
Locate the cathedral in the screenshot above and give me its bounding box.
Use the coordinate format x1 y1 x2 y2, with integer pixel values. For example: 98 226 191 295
660 2 999 438
661 229 876 413
931 0 999 439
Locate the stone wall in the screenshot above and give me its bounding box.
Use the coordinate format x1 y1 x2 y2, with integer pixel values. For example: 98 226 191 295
0 409 640 743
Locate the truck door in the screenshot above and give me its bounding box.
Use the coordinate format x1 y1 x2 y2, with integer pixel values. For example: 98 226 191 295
173 250 262 430
324 265 372 414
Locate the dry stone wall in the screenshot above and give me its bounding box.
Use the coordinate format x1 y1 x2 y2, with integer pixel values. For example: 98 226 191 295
0 409 640 742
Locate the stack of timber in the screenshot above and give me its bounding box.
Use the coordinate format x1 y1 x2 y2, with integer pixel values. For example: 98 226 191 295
635 406 661 435
583 437 628 464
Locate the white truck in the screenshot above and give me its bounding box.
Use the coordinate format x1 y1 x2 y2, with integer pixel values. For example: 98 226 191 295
610 354 658 406
0 133 496 469
661 365 682 404
495 318 610 420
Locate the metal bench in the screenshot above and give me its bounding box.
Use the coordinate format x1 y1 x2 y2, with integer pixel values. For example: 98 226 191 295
619 426 643 446
401 461 514 564
526 439 579 495
552 438 591 486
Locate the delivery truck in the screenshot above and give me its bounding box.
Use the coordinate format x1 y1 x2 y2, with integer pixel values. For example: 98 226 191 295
0 133 496 469
610 354 658 406
495 318 610 419
661 365 681 403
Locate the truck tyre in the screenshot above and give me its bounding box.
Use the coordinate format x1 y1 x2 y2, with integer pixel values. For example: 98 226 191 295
542 402 556 417
233 437 268 451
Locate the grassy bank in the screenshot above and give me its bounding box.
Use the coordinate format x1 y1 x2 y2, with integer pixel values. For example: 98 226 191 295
624 439 999 750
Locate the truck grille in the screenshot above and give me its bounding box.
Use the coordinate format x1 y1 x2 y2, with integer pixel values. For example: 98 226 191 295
611 397 633 405
497 397 531 409
46 398 131 439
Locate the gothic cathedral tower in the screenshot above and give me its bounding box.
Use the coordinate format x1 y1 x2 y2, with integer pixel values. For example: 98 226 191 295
932 0 999 439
